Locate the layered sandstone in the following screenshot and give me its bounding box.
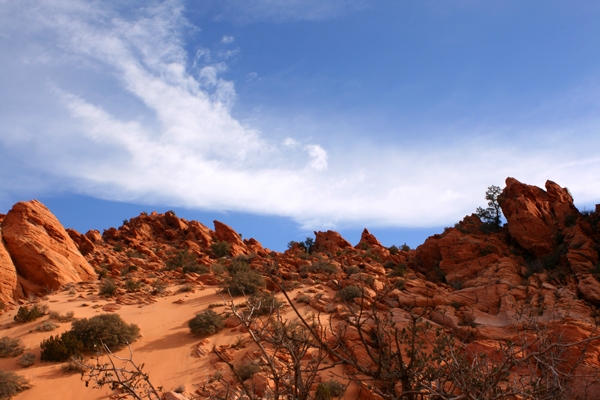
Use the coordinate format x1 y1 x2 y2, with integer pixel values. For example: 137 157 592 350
1 200 95 296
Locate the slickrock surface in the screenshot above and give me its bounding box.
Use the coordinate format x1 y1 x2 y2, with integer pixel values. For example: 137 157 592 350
0 200 95 301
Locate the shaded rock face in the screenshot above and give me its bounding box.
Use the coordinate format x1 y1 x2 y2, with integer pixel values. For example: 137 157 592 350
500 178 579 258
0 200 95 297
0 231 19 304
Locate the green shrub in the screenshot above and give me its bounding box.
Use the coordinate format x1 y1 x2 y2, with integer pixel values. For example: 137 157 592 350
178 284 194 293
296 294 311 304
188 310 225 336
388 263 406 277
17 353 35 368
400 243 411 252
345 265 361 276
13 304 47 323
235 362 260 381
165 249 205 273
315 379 345 399
0 370 31 398
61 358 86 374
211 241 231 258
70 314 140 351
96 266 109 279
49 311 75 322
315 383 332 400
40 332 83 362
310 260 338 274
225 262 265 296
0 337 24 358
338 285 363 302
99 279 118 297
35 321 59 332
151 279 167 295
388 245 399 255
125 250 145 259
124 279 142 292
247 292 283 316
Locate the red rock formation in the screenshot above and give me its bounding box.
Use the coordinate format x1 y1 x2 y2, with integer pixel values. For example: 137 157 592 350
313 230 352 253
1 200 95 293
0 230 19 304
213 220 249 256
500 178 578 258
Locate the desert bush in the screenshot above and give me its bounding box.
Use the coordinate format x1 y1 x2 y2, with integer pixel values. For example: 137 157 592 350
165 249 205 273
178 284 194 293
309 260 338 274
234 362 260 381
40 332 83 362
13 304 47 323
345 265 361 276
0 370 31 399
388 263 406 277
124 279 142 292
296 294 311 304
49 311 75 322
315 379 345 399
388 245 399 255
35 321 59 332
61 358 86 374
151 279 167 295
188 310 224 337
247 292 283 316
70 314 140 351
96 266 109 279
338 285 362 302
99 279 118 297
211 241 231 258
224 262 265 296
17 353 35 368
0 337 24 358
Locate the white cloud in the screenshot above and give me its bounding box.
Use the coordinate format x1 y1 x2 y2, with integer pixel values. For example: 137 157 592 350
305 144 328 170
1 0 600 233
283 137 299 148
221 35 234 44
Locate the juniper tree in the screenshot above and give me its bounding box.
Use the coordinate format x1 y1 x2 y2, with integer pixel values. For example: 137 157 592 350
476 185 503 227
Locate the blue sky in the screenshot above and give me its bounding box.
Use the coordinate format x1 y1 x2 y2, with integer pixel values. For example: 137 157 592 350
1 1 600 250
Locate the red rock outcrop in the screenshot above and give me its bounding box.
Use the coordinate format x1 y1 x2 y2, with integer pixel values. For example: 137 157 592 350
313 230 352 253
213 220 249 256
500 178 578 258
0 230 19 304
1 200 95 293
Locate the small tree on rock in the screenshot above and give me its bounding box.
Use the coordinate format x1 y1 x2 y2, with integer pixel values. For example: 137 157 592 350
476 185 503 227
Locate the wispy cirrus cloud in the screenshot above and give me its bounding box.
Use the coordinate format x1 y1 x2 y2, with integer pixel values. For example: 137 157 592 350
1 0 600 233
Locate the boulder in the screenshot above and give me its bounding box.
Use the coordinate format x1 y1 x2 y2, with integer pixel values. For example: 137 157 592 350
1 200 95 293
500 178 578 258
213 220 248 256
313 230 352 253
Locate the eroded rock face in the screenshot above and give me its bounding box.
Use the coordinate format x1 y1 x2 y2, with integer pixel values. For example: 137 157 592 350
0 231 19 304
313 230 352 253
213 220 249 256
1 200 95 292
500 178 579 258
